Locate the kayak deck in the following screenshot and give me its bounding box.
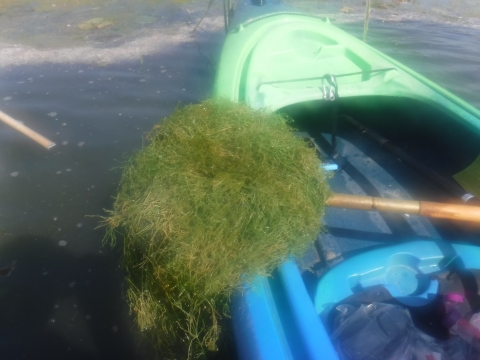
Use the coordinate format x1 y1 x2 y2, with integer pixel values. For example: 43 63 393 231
214 12 480 131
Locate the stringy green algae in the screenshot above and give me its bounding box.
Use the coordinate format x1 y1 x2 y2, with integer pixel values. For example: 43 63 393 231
103 99 330 359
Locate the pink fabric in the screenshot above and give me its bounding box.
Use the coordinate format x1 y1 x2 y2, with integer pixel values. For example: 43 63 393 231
444 293 464 303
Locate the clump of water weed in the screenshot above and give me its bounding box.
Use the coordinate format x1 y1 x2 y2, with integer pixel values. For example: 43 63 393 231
103 99 330 359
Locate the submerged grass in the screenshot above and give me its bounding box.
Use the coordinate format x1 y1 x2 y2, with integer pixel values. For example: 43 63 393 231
103 99 330 359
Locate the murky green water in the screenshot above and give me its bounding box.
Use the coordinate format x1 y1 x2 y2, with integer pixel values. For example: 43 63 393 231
0 0 479 358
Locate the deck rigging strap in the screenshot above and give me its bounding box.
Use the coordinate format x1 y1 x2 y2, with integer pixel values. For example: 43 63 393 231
323 68 395 159
323 74 339 154
317 69 394 172
255 67 397 89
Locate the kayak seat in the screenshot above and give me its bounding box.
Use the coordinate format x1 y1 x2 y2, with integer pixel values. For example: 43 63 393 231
314 240 480 320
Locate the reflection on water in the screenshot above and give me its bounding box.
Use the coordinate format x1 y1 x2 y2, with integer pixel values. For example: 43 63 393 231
0 0 479 52
0 0 479 358
288 0 480 24
0 0 215 50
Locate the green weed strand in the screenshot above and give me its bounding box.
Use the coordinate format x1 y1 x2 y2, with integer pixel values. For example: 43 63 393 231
103 99 330 359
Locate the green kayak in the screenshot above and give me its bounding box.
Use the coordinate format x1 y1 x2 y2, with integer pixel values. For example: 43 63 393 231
213 2 480 360
214 11 480 132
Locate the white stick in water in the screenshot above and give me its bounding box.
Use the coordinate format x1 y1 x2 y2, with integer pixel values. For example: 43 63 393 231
0 110 56 149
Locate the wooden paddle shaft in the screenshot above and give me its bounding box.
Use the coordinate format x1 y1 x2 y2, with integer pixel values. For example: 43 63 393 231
0 110 55 149
327 193 480 223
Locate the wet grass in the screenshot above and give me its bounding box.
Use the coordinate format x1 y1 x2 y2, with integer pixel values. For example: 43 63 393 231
103 99 330 359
